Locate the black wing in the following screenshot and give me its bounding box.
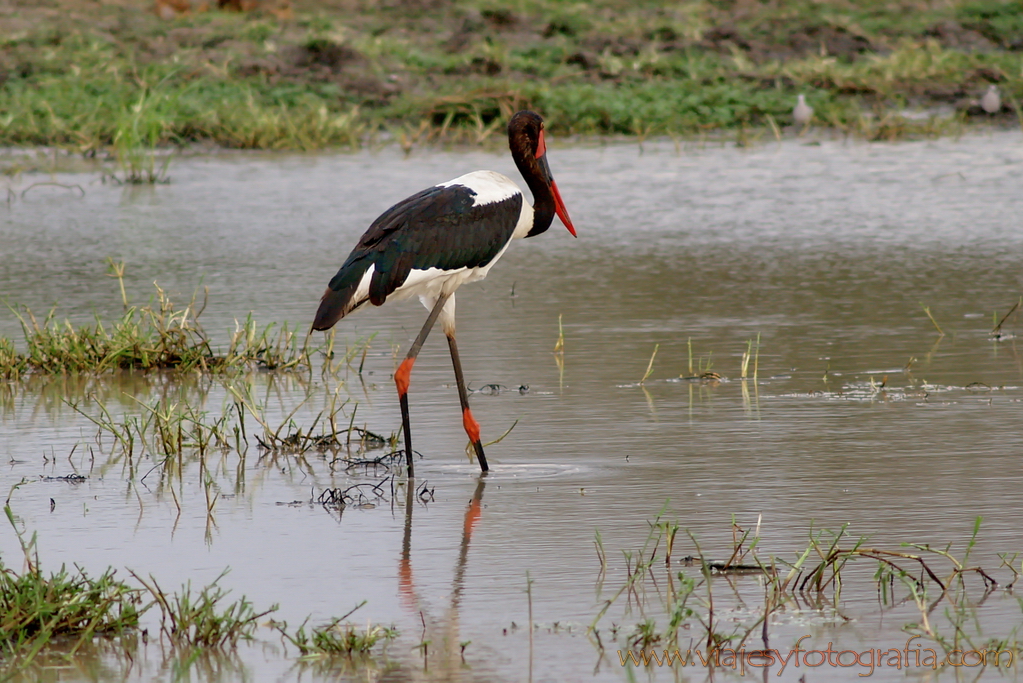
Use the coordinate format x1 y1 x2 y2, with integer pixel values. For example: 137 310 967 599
312 183 523 331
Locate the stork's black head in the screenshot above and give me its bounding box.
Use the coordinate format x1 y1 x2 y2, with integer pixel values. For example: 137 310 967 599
508 111 576 238
508 111 545 160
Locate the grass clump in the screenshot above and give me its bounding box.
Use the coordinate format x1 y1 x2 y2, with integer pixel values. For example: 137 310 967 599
275 603 398 659
957 0 1023 48
1 272 312 378
1 497 145 666
286 620 398 658
111 92 173 185
0 560 144 664
0 484 392 674
132 571 276 649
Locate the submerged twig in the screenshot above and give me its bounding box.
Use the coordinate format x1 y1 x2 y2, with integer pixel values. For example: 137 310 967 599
20 182 85 199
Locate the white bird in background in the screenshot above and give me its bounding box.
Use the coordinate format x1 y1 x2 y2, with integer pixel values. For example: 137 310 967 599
981 85 1001 114
793 94 814 128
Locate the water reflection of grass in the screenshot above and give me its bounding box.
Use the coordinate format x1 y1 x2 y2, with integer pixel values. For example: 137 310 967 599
49 373 401 536
591 513 1022 668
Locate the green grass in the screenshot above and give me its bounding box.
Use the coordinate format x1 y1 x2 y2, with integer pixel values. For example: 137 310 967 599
1 560 275 663
1 275 314 378
1 496 145 667
590 513 1022 662
0 490 389 673
275 604 399 658
0 553 394 673
132 571 276 649
0 0 1020 154
0 560 144 664
0 264 393 380
0 66 364 152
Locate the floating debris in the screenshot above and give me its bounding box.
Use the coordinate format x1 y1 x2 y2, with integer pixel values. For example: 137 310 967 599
678 556 777 575
40 474 87 483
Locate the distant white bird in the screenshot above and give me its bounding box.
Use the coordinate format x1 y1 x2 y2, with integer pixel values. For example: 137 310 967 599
793 94 814 127
981 85 1001 114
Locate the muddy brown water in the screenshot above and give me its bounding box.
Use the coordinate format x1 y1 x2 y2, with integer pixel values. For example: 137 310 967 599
2 133 1023 682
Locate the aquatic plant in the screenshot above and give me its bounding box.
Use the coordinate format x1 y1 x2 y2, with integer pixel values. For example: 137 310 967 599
274 603 398 658
1 488 394 671
591 513 1021 664
1 493 145 666
0 560 145 664
110 91 172 185
1 278 314 378
131 571 276 648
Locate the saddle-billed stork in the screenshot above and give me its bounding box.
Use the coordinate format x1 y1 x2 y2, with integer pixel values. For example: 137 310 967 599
311 110 575 476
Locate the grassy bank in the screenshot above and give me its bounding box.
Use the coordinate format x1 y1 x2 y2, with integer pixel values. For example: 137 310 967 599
1 0 1021 151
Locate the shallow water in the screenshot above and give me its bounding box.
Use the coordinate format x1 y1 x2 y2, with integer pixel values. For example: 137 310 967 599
2 132 1023 682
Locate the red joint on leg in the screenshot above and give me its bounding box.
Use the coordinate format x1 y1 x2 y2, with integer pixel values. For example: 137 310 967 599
462 407 481 443
395 358 415 396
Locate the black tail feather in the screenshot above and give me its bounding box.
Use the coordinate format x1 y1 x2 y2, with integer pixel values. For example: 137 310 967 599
313 260 372 331
312 285 358 331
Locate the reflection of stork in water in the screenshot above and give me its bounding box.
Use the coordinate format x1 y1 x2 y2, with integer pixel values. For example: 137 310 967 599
399 477 486 674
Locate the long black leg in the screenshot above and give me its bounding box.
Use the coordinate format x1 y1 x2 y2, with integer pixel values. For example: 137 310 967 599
395 294 450 478
446 333 489 472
